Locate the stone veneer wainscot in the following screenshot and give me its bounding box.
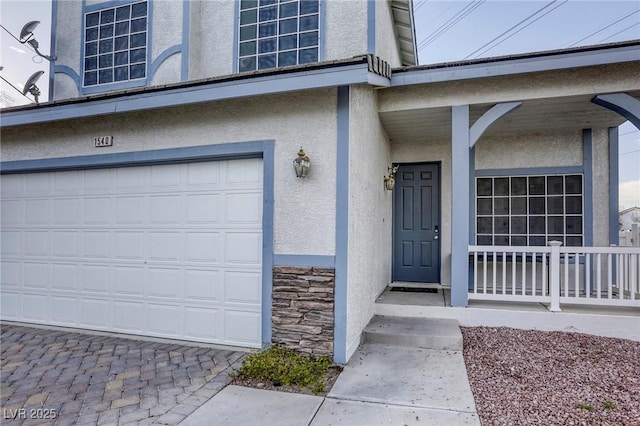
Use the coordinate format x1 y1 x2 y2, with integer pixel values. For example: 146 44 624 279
271 266 335 356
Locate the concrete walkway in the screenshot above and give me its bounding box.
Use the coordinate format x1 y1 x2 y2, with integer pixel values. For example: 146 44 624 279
181 343 480 426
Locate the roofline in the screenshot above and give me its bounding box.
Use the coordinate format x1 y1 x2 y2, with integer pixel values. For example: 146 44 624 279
1 56 389 127
390 0 418 66
619 206 640 215
391 40 640 86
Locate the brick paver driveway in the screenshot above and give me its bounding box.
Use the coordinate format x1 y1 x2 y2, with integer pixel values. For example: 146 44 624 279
1 324 245 425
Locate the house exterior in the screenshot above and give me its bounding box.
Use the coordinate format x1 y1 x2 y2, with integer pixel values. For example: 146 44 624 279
620 206 640 231
1 0 639 364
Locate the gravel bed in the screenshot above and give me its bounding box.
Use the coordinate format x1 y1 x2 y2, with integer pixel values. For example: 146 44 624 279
461 327 640 425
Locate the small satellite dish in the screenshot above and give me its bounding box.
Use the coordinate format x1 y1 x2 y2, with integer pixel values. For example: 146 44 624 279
22 70 45 104
20 21 40 43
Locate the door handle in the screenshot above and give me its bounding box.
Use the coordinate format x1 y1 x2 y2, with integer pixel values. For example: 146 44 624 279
434 225 439 233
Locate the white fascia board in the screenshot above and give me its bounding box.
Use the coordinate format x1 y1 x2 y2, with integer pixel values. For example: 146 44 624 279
391 44 640 87
2 63 383 127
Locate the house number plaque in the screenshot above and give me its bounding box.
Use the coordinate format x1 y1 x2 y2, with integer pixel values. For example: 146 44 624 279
94 136 113 147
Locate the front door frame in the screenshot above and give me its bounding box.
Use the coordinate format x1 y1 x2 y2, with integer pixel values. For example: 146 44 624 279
392 161 442 283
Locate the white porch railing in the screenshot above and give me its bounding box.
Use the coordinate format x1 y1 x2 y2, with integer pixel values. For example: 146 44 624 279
468 243 640 310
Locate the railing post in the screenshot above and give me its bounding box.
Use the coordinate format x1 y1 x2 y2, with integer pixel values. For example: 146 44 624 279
548 241 563 312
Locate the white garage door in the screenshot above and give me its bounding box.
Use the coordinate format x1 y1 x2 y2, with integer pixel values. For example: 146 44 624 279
0 158 263 347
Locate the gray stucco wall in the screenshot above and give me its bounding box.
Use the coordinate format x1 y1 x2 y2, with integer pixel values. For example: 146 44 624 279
1 89 339 256
346 85 393 360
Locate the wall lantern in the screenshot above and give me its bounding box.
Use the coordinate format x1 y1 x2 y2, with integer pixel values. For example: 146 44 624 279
293 147 310 178
384 165 399 190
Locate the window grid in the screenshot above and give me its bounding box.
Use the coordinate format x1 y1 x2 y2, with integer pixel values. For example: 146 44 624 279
83 1 148 87
238 0 320 72
476 175 584 247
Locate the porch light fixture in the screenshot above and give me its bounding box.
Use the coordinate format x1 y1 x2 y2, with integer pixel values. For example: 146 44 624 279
293 147 310 178
384 165 399 190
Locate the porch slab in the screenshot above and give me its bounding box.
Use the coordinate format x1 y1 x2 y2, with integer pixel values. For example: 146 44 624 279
312 399 480 425
328 343 478 414
376 286 447 307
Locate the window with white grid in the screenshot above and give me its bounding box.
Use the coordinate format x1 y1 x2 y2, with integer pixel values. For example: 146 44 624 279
476 175 584 247
238 0 320 72
83 1 148 87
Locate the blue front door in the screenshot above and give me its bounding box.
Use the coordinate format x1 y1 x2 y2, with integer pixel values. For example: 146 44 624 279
393 163 441 282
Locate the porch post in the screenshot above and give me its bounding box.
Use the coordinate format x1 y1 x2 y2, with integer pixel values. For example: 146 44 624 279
451 105 470 307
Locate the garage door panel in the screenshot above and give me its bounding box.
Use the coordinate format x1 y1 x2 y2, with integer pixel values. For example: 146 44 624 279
149 232 181 261
150 195 181 224
24 294 48 321
225 310 261 347
1 261 21 288
2 199 24 226
1 231 21 256
83 231 111 259
225 192 262 225
25 173 50 195
52 263 79 292
54 171 81 194
82 265 111 293
148 303 182 335
186 194 220 224
226 232 261 265
53 231 79 258
147 268 182 299
224 271 261 304
83 197 111 225
186 232 220 263
81 298 109 328
51 296 78 324
184 308 221 340
114 301 145 331
115 196 145 225
25 231 48 257
24 262 49 290
115 231 145 260
1 159 263 347
25 199 49 225
113 266 144 296
1 292 20 318
53 198 79 224
187 162 220 186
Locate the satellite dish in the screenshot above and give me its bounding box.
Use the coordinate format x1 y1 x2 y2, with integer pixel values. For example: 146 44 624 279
20 21 40 43
22 70 44 104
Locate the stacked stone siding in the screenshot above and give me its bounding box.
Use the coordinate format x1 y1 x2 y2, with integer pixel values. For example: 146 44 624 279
272 266 335 356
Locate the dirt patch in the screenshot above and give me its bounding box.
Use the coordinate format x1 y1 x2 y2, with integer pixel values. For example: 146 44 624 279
231 365 343 396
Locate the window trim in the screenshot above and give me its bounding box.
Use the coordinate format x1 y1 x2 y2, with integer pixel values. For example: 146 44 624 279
80 0 151 95
475 173 585 247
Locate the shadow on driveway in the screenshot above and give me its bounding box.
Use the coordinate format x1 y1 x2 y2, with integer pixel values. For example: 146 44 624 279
1 323 245 425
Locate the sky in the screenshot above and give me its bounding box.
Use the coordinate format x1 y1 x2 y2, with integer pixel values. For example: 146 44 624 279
0 0 638 208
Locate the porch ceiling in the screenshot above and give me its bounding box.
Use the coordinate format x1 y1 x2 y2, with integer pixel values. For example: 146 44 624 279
379 91 640 142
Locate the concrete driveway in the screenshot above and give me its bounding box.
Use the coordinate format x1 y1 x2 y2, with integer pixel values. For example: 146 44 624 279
0 323 244 425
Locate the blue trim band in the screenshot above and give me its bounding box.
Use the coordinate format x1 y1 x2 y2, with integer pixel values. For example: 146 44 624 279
451 105 470 306
4 62 373 127
1 141 268 174
367 0 375 54
232 0 240 73
469 147 475 244
273 255 336 268
609 127 620 246
49 0 58 101
593 93 640 130
583 129 593 247
334 86 349 364
319 0 327 61
475 166 584 177
181 0 190 81
261 141 275 345
149 45 182 81
53 65 81 88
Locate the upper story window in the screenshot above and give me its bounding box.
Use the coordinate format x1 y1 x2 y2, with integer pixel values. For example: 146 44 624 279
238 0 320 72
476 175 584 247
83 1 148 88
